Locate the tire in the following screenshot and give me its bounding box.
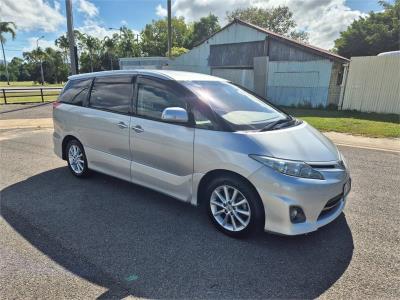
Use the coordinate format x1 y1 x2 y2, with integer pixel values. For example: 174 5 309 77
204 175 264 238
66 139 89 178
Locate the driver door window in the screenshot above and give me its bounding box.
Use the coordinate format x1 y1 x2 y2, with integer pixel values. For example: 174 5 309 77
136 80 186 120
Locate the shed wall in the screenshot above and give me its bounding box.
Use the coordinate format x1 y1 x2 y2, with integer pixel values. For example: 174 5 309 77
267 60 333 107
327 62 343 106
169 23 267 74
211 68 254 90
209 41 266 67
268 39 323 61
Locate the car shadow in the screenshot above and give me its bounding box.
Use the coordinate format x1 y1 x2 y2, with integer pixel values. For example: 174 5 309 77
1 167 354 299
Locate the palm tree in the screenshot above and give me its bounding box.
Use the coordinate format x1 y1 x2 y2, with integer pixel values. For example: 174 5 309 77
23 47 47 83
55 35 69 64
81 34 99 72
0 21 17 85
103 36 116 70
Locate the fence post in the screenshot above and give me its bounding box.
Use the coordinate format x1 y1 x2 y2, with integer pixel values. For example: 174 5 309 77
40 88 44 102
2 89 6 104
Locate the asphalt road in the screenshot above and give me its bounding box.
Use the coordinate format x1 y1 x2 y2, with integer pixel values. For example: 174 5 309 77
0 109 399 299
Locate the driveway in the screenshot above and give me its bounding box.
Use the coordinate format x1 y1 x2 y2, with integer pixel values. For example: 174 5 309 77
0 107 399 299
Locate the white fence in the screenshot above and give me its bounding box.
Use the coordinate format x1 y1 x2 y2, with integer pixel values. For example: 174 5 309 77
340 56 400 114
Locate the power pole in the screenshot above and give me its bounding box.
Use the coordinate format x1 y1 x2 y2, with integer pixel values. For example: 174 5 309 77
167 0 172 58
66 0 78 74
36 36 45 85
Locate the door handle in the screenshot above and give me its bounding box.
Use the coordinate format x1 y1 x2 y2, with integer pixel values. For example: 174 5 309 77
132 125 144 133
117 122 128 129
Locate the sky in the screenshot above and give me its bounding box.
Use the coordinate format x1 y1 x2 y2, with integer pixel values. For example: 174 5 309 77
1 0 393 60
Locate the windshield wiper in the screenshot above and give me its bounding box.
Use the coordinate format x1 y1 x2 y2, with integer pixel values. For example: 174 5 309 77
259 116 294 132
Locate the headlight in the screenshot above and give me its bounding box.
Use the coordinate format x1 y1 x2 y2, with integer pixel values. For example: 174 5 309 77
249 155 324 180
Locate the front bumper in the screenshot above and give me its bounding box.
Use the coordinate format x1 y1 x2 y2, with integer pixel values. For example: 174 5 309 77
249 165 351 235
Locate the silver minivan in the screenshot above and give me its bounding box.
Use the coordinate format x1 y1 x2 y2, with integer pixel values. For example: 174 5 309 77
53 70 351 237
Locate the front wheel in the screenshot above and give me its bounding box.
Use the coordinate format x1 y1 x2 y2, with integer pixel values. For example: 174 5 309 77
66 139 89 177
205 176 264 238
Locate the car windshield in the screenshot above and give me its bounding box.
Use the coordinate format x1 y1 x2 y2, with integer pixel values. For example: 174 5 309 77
182 80 288 131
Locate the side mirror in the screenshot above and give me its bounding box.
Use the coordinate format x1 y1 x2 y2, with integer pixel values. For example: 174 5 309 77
161 107 189 123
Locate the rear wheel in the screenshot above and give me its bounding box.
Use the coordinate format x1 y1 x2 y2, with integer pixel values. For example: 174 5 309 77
205 175 264 238
66 139 89 177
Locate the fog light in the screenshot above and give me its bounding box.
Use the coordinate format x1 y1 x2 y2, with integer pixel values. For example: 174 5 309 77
289 206 306 223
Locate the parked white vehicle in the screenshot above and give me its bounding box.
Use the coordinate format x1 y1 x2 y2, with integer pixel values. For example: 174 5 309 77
53 70 351 237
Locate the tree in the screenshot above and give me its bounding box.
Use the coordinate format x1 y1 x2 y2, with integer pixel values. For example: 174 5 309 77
334 0 400 58
0 21 17 85
141 17 192 56
23 47 47 83
117 26 141 58
6 57 30 81
226 6 309 42
55 35 70 64
103 36 117 70
79 34 101 72
44 48 68 83
167 46 189 57
190 14 221 47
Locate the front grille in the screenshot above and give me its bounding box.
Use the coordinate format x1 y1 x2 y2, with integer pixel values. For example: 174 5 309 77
318 193 343 220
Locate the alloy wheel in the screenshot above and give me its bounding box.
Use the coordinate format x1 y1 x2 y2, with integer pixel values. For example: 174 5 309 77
210 185 251 232
68 144 85 175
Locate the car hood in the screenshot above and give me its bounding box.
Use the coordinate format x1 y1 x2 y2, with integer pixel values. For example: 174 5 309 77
245 122 340 162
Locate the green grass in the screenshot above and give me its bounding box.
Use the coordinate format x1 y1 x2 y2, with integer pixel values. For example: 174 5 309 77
287 108 400 138
0 81 64 87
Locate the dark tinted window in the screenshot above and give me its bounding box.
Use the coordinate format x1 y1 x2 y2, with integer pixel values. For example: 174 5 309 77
137 81 186 120
59 78 92 105
89 76 133 114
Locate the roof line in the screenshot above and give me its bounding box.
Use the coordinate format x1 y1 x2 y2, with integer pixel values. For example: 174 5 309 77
193 18 349 63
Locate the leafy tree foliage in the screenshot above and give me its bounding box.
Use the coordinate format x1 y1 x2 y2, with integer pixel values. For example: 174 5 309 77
168 46 189 57
0 21 17 84
141 17 192 56
190 14 221 47
334 0 400 58
226 6 309 42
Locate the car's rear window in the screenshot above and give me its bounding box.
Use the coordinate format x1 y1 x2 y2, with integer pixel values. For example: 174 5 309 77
59 78 93 106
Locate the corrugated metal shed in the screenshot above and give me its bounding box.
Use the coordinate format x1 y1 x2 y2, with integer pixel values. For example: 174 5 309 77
341 56 400 114
192 18 348 63
123 19 348 109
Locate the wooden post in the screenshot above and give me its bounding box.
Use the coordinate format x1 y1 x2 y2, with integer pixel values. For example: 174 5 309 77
40 88 44 102
167 0 172 58
2 89 6 104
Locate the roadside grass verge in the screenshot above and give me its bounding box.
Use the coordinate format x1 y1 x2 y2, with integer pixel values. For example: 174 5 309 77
0 81 64 88
287 108 400 138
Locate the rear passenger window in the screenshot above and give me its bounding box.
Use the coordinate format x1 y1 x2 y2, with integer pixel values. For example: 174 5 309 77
59 78 92 106
89 76 133 114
